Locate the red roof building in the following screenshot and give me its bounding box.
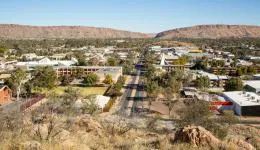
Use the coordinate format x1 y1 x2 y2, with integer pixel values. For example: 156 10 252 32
0 85 12 105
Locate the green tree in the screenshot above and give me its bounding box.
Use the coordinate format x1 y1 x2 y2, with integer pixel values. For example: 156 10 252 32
74 51 87 66
145 64 156 81
75 67 85 79
107 57 119 66
163 87 179 115
83 73 99 86
172 56 188 65
170 69 184 82
114 76 126 91
224 77 243 91
88 57 99 66
247 66 257 74
32 66 57 89
195 76 210 90
236 67 243 76
122 61 134 74
146 81 159 110
192 60 208 70
0 47 8 56
178 101 212 127
177 100 238 139
103 74 114 84
60 75 73 86
6 68 27 101
24 81 34 97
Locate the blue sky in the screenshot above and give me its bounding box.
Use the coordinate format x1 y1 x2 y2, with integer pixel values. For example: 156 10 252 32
0 0 260 33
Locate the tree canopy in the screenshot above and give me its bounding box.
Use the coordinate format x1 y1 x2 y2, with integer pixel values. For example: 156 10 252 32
6 68 27 101
224 77 243 91
195 76 210 89
83 73 99 86
31 66 57 89
103 74 113 85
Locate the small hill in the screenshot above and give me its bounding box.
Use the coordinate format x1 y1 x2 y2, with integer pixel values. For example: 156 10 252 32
155 25 260 39
0 24 149 39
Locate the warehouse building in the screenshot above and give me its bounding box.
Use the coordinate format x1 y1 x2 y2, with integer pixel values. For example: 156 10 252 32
223 91 260 116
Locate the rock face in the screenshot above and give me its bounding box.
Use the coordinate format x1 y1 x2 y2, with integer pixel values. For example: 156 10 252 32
0 24 149 39
155 25 260 39
75 117 103 135
171 125 256 150
171 125 220 147
226 138 256 150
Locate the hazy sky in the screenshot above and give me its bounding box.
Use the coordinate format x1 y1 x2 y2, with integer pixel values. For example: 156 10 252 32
0 0 260 33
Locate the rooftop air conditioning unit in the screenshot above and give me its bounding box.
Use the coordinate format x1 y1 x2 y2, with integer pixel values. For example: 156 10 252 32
247 94 250 97
251 96 255 100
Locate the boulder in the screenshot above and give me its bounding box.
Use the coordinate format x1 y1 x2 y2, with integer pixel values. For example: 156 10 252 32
226 138 256 150
171 125 221 147
56 129 70 141
246 136 260 149
75 118 103 135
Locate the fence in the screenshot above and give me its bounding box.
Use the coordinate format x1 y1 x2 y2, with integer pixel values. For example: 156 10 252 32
20 94 45 112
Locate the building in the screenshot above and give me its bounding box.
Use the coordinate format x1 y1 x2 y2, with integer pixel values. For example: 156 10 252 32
0 85 12 105
159 53 179 66
16 57 78 70
193 70 228 87
0 73 11 83
210 66 260 75
244 80 260 94
253 74 260 80
0 59 17 71
245 55 260 60
161 65 189 72
74 95 110 112
223 91 260 116
20 53 38 60
95 95 110 110
54 66 123 82
50 53 68 60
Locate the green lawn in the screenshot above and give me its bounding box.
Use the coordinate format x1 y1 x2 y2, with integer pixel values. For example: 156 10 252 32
39 86 108 97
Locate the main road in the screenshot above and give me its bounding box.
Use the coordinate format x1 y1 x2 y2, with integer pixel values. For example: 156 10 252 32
116 67 146 117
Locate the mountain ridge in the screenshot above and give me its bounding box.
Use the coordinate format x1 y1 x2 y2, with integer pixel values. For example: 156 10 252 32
1 24 260 39
155 24 260 39
0 24 149 39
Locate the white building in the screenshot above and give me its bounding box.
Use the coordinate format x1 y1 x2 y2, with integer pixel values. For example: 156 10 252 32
159 53 179 66
16 57 78 69
244 80 260 94
223 91 260 116
74 95 110 111
253 74 260 80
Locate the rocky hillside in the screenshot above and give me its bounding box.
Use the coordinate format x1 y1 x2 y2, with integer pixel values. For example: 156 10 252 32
0 24 149 39
155 25 260 39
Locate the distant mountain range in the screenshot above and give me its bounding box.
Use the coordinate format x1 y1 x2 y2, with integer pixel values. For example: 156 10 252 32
0 24 260 39
0 24 149 39
155 25 260 39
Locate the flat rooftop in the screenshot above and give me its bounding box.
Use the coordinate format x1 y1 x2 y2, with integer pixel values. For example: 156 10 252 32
223 91 260 106
243 80 260 89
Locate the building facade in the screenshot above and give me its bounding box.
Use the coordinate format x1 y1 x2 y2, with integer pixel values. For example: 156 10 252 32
54 66 123 82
